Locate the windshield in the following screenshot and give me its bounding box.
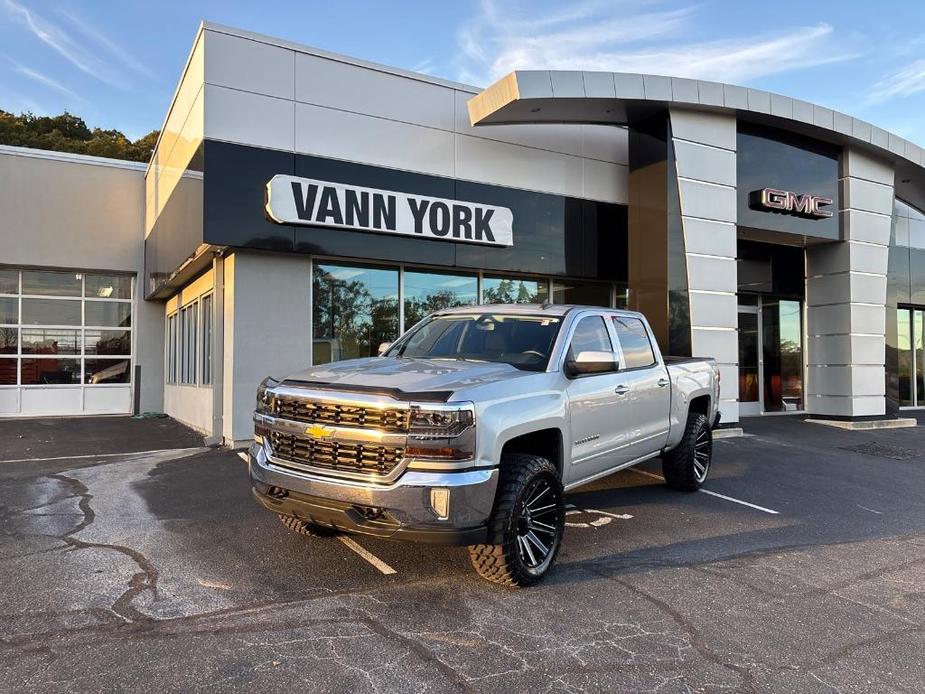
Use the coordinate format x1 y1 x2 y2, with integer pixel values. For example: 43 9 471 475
387 313 562 371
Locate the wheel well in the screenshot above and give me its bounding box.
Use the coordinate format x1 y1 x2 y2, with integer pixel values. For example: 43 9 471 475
689 395 711 417
500 429 563 477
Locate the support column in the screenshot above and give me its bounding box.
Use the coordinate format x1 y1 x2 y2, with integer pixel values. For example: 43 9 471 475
806 149 895 417
669 110 740 424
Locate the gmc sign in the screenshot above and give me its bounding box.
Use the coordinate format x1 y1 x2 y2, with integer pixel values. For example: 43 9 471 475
752 188 834 219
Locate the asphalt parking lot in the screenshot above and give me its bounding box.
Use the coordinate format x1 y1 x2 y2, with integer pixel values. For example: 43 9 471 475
2 414 925 693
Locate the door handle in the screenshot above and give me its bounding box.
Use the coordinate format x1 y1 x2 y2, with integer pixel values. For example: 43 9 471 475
657 377 670 388
614 384 631 396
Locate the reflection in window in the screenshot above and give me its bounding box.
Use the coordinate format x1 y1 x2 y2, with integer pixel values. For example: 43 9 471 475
22 329 80 355
22 270 82 297
403 271 477 330
0 297 16 324
21 298 81 326
0 358 15 384
0 328 16 354
20 358 81 384
85 274 132 299
482 277 549 304
613 317 656 368
85 301 131 328
0 270 18 294
313 264 399 365
552 280 612 307
567 316 612 358
201 294 213 385
85 330 131 355
84 359 130 384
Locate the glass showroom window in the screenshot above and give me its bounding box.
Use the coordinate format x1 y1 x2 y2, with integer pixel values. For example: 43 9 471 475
403 270 477 330
897 307 925 408
0 269 132 386
552 280 613 307
179 301 198 385
312 263 399 364
201 294 213 385
481 276 550 304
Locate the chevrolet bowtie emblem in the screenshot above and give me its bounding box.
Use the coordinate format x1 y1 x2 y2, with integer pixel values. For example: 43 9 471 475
305 424 335 438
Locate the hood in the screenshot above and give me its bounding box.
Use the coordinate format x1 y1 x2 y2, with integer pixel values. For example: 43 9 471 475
281 357 535 400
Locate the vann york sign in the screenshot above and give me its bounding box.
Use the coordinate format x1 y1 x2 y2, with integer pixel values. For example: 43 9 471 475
753 187 834 219
265 175 514 247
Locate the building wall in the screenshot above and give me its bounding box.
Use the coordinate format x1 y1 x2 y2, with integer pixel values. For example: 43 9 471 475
670 110 740 424
806 149 895 416
198 25 628 205
0 146 163 415
222 252 312 445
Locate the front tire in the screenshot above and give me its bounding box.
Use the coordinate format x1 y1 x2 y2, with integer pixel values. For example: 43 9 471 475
467 454 564 587
661 412 712 491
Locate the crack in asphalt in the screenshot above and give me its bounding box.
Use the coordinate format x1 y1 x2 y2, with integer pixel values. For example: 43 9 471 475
47 472 159 624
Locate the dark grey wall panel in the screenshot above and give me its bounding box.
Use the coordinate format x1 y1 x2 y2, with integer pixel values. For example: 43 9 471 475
199 140 628 281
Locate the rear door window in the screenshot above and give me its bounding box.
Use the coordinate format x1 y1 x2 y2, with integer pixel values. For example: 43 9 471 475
612 316 657 369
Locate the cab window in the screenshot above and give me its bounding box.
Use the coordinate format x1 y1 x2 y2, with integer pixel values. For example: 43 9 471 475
566 316 613 360
612 316 657 369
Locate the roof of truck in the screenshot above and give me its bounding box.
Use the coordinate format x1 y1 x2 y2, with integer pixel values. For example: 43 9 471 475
433 304 640 318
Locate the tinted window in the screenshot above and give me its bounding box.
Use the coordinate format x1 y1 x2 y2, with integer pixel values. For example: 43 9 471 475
403 271 477 329
482 277 548 304
567 316 612 359
613 317 656 368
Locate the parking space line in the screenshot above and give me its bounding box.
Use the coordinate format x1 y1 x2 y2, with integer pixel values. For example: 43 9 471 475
631 468 780 515
337 536 397 575
0 447 208 465
236 451 249 463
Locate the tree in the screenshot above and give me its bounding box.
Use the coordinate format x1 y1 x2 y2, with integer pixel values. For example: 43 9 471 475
0 109 159 163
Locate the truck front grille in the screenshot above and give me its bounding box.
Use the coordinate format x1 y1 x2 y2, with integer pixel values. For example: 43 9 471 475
269 431 405 476
271 395 410 433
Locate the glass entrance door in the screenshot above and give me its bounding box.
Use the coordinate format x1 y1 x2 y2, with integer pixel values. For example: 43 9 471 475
897 307 925 407
738 305 761 416
738 297 804 415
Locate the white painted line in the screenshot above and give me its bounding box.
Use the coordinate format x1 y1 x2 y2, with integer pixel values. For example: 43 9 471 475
337 536 397 575
699 489 780 515
237 451 249 463
631 468 780 515
0 447 208 465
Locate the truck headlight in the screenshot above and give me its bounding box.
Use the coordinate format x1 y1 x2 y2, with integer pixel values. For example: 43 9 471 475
406 403 475 460
255 376 279 414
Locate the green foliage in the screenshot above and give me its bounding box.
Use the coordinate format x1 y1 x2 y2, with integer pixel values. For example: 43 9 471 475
0 109 158 163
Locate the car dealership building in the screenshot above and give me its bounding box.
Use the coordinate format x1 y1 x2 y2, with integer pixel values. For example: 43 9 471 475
1 21 924 444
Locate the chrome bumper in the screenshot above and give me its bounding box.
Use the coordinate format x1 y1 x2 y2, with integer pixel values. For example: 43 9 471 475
249 443 499 544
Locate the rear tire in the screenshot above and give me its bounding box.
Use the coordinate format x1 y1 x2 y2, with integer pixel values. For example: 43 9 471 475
278 514 339 537
662 412 712 491
467 454 564 587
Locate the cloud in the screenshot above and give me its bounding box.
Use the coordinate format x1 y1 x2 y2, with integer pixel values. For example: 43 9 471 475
56 8 156 81
455 0 857 87
867 59 925 104
7 59 84 103
1 0 140 88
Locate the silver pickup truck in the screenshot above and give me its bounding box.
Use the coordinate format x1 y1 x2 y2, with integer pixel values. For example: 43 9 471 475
250 304 720 586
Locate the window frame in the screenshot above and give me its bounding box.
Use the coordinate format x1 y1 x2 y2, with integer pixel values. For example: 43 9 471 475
0 268 133 388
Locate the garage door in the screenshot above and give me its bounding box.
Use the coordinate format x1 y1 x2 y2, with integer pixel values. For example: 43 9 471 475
0 268 134 416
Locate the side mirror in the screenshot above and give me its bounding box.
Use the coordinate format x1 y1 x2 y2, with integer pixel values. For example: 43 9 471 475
377 342 392 356
565 350 619 377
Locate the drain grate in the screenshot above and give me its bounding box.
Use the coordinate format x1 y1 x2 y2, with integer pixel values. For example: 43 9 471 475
841 441 921 461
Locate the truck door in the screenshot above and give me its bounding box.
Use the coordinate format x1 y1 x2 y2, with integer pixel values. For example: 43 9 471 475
563 314 636 486
608 315 672 459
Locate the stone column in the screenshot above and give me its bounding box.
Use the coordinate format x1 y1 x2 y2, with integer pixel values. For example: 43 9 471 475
805 149 895 417
669 110 740 424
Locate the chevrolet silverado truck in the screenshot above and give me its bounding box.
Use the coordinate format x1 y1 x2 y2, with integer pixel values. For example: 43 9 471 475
250 305 720 586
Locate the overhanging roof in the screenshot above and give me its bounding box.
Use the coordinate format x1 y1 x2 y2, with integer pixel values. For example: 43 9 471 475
468 71 925 207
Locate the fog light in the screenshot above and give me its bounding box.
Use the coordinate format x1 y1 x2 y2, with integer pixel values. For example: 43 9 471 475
430 488 450 520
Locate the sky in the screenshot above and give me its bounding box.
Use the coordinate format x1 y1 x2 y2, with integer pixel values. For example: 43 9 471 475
1 0 925 143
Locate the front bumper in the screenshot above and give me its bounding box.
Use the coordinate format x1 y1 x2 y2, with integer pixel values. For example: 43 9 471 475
249 443 498 545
